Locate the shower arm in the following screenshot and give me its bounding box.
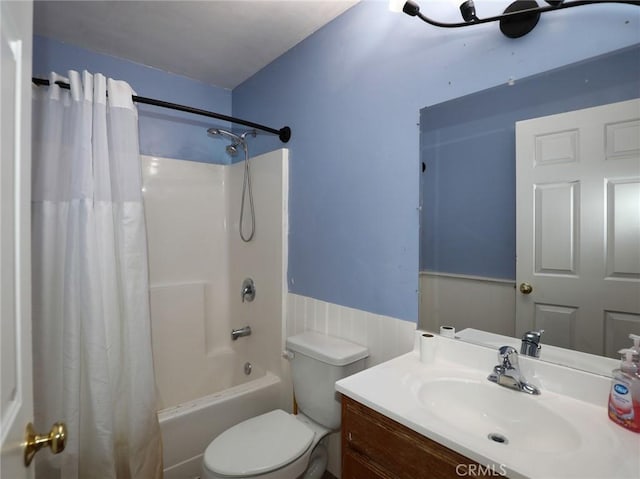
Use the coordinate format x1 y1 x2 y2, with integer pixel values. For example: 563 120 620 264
32 77 292 143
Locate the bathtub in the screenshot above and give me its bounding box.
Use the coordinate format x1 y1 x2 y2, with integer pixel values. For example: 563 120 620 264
143 152 289 477
159 370 282 479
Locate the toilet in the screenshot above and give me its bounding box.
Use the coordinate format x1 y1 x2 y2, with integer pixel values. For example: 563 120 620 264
202 331 369 479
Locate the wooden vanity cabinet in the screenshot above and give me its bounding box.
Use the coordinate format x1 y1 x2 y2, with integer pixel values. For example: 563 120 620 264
341 395 498 479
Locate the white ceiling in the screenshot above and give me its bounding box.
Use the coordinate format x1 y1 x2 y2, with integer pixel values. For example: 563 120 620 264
34 0 360 90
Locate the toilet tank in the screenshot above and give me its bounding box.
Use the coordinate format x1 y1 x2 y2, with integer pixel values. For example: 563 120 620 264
285 331 368 431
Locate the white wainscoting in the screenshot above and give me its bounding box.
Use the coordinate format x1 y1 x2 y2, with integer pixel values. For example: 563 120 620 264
286 293 416 368
419 271 516 338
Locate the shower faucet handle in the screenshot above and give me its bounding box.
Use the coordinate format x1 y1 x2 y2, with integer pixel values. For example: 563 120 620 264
241 278 255 303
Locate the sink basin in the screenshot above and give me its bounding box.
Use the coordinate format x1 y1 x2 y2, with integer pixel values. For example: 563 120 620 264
417 378 582 453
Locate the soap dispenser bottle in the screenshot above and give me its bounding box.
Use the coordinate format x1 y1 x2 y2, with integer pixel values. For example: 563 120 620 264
608 349 640 433
629 334 640 364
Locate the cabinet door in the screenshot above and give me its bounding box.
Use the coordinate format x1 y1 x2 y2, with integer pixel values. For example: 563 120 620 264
341 396 501 479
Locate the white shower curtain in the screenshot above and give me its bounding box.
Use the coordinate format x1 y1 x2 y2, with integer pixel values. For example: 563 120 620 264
31 71 162 478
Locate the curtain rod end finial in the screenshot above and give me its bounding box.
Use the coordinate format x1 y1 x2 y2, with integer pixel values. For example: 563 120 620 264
279 127 291 143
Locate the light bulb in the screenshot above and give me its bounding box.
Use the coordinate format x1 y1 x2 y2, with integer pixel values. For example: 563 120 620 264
389 0 407 12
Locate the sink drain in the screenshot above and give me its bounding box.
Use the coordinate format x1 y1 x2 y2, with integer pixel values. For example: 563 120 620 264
488 433 508 445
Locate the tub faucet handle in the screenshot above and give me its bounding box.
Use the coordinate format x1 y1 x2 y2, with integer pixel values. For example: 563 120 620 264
241 278 255 303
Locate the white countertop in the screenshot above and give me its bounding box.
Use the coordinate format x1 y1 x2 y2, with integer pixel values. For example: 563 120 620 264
335 335 640 479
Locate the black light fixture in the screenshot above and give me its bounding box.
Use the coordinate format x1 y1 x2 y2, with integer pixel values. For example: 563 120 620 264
394 0 640 38
460 0 479 22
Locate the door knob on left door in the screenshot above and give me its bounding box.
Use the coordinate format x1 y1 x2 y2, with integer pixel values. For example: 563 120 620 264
24 422 66 467
519 282 533 295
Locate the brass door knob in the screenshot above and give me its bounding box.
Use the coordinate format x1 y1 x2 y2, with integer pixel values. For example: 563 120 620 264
519 282 533 295
24 422 66 467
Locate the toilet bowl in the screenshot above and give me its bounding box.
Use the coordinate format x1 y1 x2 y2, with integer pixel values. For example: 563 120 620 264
201 331 368 479
202 410 329 479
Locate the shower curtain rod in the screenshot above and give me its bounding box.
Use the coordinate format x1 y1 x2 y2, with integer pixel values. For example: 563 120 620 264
31 77 292 143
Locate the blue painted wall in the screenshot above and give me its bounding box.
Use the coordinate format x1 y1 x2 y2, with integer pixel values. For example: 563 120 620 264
33 2 640 323
33 35 232 164
421 46 640 280
233 1 640 322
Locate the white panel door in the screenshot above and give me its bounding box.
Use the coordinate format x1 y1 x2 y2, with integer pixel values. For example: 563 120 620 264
516 99 640 357
0 1 33 477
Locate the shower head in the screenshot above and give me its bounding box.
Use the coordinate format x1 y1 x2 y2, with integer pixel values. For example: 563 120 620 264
207 128 242 144
207 128 258 243
207 128 257 142
226 144 239 156
207 128 257 157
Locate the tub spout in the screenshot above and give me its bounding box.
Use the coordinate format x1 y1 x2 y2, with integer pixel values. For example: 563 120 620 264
231 326 252 341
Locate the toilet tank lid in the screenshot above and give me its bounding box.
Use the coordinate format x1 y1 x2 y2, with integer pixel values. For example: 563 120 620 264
286 331 368 366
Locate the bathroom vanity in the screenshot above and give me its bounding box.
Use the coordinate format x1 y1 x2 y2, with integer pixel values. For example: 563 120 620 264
342 395 495 479
336 333 640 479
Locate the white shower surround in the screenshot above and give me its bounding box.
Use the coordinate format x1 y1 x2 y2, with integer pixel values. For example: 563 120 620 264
141 150 290 476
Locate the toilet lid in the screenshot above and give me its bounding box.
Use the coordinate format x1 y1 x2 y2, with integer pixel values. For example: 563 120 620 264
204 410 314 477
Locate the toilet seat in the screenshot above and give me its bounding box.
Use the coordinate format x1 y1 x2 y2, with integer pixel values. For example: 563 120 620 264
203 410 314 477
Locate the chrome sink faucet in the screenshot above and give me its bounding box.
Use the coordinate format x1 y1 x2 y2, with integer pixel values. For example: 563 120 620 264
488 346 540 395
521 329 544 358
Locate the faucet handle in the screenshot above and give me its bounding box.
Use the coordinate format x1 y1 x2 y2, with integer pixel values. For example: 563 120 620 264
498 345 519 369
522 329 544 344
521 329 544 358
241 278 255 303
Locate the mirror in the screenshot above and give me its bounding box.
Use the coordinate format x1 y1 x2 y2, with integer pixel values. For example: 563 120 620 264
418 45 640 375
